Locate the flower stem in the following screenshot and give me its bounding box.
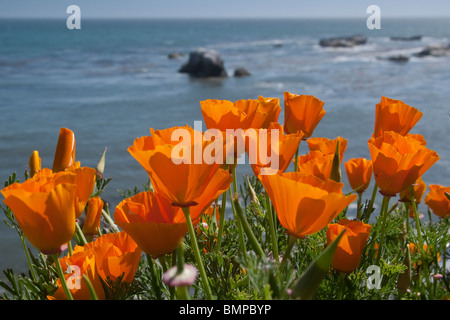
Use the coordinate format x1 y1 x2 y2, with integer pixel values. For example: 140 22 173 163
294 147 299 172
365 184 378 223
356 193 362 221
231 192 264 258
375 195 391 265
75 221 87 246
215 191 227 253
182 206 213 300
146 253 162 300
82 274 99 300
51 254 74 300
229 189 248 260
20 235 37 282
266 193 279 262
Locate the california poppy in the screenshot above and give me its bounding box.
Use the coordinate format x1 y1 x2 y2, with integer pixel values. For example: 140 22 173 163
52 128 76 172
48 245 106 300
295 150 335 181
307 136 347 163
283 92 326 137
246 122 303 176
1 169 79 255
344 158 373 194
29 150 41 177
80 231 142 285
425 185 450 218
82 196 104 237
200 96 280 132
327 219 371 273
114 191 188 259
368 131 439 197
373 96 423 138
129 127 232 209
259 172 357 238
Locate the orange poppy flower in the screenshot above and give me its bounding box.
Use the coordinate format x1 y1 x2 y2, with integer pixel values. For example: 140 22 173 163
283 92 326 137
327 219 371 273
246 122 303 176
259 172 357 238
52 165 97 219
425 185 450 218
49 245 106 300
29 150 41 177
295 150 335 181
114 191 188 259
368 131 439 197
79 231 142 285
307 136 347 163
200 96 280 132
52 128 76 172
82 196 104 237
1 167 96 254
129 127 232 209
1 170 79 255
373 96 423 138
344 158 373 194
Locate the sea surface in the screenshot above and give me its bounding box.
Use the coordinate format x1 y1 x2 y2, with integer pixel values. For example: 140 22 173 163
0 18 449 276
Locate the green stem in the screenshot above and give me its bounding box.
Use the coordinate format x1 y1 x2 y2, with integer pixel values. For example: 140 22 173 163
231 193 264 258
366 184 378 223
280 234 297 272
75 221 87 246
215 191 227 253
102 209 120 233
68 240 73 256
52 254 74 300
146 253 162 300
229 189 248 260
376 195 391 265
266 193 279 262
294 147 299 172
82 274 99 300
356 193 362 221
20 235 37 282
182 206 213 300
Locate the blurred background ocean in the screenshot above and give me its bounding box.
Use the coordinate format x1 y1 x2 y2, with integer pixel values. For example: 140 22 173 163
0 18 449 275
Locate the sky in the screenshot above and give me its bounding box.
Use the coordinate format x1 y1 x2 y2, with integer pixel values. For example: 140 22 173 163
1 0 450 19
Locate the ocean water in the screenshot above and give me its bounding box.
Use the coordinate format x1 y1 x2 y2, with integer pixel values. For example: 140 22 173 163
0 18 449 276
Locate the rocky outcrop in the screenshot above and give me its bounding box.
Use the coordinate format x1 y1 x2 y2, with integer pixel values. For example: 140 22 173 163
319 35 367 48
390 35 422 41
413 44 450 58
168 52 184 60
233 68 251 77
378 54 410 63
178 48 227 78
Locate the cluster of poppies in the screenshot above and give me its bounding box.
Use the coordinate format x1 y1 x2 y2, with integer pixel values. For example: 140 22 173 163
1 93 449 300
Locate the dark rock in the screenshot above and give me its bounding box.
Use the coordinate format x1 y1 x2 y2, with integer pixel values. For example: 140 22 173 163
319 35 367 48
390 35 422 41
273 43 283 48
234 68 251 77
168 52 184 59
413 44 450 58
385 54 410 63
178 48 227 78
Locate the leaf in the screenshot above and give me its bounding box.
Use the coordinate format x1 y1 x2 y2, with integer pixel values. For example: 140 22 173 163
290 229 345 300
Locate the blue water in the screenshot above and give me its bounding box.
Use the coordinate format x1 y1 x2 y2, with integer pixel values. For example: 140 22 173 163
0 18 449 275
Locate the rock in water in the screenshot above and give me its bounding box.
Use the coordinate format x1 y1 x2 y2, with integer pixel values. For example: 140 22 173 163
178 48 227 78
168 52 184 60
234 68 251 77
413 44 450 58
319 35 367 48
390 35 422 41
